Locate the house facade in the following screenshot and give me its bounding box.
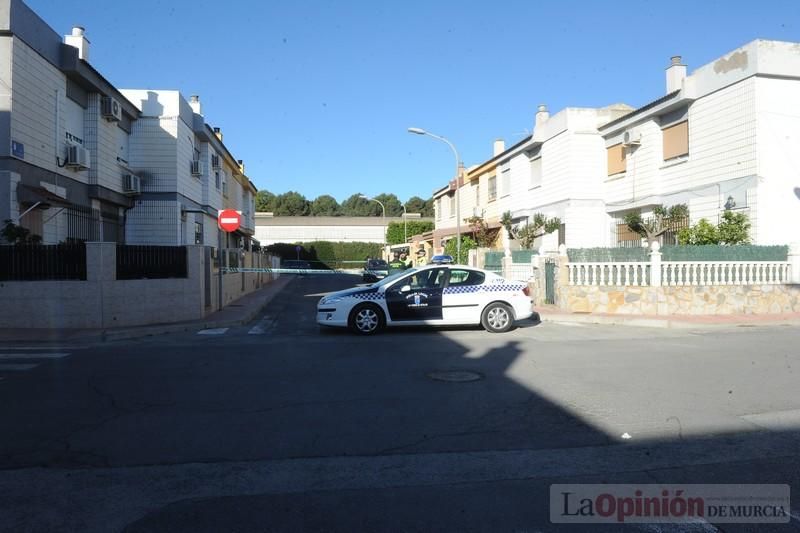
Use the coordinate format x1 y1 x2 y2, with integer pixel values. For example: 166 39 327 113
432 39 800 252
1 0 141 244
120 90 257 249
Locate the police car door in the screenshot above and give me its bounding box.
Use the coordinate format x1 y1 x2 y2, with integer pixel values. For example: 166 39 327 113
442 268 486 323
385 268 445 322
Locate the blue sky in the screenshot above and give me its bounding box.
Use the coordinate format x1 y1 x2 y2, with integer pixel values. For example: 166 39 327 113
30 0 800 203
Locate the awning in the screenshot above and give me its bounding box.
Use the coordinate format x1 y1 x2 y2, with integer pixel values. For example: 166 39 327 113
16 185 73 208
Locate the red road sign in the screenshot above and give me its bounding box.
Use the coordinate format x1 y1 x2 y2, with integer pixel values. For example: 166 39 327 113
218 209 241 233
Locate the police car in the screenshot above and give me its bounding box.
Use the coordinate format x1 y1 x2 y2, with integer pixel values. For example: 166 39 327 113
317 265 533 334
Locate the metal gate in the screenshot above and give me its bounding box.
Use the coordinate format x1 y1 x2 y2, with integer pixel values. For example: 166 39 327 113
204 247 212 308
544 258 557 305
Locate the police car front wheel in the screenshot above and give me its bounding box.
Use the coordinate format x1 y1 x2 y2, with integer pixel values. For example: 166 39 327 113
349 303 384 335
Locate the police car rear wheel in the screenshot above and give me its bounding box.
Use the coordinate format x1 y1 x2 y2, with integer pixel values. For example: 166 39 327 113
349 303 384 335
482 302 514 333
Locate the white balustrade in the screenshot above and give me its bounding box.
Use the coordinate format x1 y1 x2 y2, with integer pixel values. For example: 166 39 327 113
567 261 791 287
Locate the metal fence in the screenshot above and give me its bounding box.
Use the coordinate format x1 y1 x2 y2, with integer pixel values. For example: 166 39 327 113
116 245 187 280
0 244 87 281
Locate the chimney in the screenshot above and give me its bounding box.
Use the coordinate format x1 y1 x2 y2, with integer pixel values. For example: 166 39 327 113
189 95 202 115
64 26 90 61
213 127 222 141
666 55 687 94
535 104 549 130
493 139 505 156
238 159 245 173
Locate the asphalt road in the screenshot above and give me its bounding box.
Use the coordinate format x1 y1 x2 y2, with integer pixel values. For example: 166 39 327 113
0 274 799 532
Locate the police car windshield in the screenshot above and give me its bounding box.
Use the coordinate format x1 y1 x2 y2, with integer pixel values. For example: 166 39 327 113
372 267 418 287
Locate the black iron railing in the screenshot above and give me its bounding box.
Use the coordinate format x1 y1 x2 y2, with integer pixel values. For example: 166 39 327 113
116 245 187 280
0 243 87 281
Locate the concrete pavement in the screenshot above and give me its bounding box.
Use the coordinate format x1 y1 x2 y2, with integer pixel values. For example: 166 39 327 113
1 273 799 531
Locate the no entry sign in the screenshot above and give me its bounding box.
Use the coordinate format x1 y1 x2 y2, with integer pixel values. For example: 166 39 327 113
218 209 241 233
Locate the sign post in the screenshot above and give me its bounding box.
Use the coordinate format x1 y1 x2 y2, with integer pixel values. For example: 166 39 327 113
217 210 242 310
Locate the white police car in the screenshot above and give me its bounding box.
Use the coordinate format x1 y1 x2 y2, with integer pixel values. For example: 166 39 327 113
317 265 533 334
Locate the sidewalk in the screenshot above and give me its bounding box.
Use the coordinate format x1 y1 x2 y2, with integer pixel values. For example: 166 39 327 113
0 276 294 344
536 304 800 329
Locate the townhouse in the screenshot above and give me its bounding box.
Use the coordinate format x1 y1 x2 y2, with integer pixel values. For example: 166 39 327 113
1 0 257 248
119 90 257 249
1 0 141 244
433 39 800 251
600 40 800 247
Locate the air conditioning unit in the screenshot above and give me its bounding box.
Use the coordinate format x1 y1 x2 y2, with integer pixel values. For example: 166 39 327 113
122 174 141 195
622 130 642 146
190 160 203 176
66 145 90 170
101 96 122 122
211 154 221 169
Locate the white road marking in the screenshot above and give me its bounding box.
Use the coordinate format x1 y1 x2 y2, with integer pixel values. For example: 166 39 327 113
0 363 39 371
789 511 800 524
0 346 86 350
0 353 69 359
247 325 265 335
197 328 229 335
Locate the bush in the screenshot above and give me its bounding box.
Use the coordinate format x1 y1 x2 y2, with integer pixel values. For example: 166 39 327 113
444 235 476 264
386 220 434 245
265 241 382 269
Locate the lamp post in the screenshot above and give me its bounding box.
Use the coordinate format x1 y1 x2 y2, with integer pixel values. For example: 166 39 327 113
401 203 407 244
408 127 462 262
359 194 386 256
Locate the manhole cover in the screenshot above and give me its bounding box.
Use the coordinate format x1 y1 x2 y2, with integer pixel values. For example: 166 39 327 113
427 370 483 383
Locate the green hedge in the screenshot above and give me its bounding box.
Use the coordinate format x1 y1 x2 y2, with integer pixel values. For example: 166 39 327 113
265 241 382 269
661 245 788 261
567 245 789 262
567 247 648 262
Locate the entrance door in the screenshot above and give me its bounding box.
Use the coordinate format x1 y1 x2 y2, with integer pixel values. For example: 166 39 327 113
545 259 556 305
385 268 446 321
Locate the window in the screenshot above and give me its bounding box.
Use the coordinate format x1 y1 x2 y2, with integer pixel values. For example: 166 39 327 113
607 143 626 176
500 168 510 197
449 194 455 217
194 222 203 244
530 157 542 188
215 171 220 189
488 176 497 201
448 269 485 286
436 198 441 220
409 268 445 289
662 120 689 160
474 182 480 207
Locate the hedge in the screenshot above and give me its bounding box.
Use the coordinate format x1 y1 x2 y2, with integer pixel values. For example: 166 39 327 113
265 241 382 269
567 245 789 262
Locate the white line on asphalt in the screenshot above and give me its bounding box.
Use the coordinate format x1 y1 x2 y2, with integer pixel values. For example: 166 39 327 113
0 346 86 350
197 328 229 335
0 353 70 359
247 325 265 335
789 511 800 525
0 363 39 371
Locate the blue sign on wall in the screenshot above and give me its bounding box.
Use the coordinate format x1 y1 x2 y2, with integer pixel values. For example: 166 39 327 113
11 140 24 159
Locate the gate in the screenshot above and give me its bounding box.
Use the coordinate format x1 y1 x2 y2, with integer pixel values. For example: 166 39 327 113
544 258 557 305
204 247 212 308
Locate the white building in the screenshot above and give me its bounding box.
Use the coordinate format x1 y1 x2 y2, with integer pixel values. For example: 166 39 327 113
1 0 141 243
433 39 800 251
600 40 800 247
120 90 256 248
254 215 432 246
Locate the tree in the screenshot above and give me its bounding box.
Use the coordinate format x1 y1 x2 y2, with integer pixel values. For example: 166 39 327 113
386 220 434 245
465 215 494 247
444 235 476 265
717 210 751 245
340 194 373 216
373 193 403 217
310 195 340 216
677 219 719 245
273 191 310 216
255 190 276 212
624 204 689 245
405 196 428 217
501 211 560 249
1 219 42 245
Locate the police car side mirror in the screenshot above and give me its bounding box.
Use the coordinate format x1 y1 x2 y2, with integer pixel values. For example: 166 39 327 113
399 285 411 293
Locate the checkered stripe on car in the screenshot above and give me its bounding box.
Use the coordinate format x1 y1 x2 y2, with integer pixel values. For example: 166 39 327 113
351 292 384 301
444 284 525 294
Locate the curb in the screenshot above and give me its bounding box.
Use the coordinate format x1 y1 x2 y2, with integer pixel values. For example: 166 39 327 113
538 312 800 330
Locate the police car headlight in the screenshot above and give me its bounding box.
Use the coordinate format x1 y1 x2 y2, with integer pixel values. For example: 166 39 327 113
321 296 344 305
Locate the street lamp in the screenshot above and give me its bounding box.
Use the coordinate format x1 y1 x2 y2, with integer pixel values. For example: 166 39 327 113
359 194 386 254
408 127 462 261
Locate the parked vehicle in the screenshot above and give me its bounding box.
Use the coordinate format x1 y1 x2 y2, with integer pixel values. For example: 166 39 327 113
362 259 390 282
318 265 533 334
